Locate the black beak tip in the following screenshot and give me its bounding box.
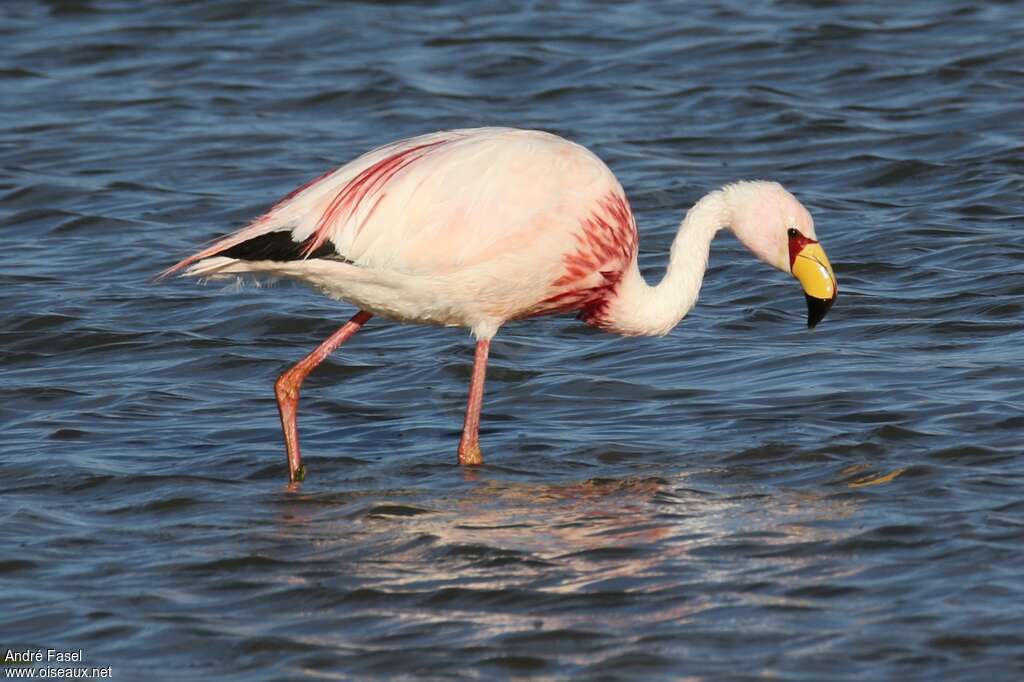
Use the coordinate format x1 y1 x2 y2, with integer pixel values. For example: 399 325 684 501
805 293 836 329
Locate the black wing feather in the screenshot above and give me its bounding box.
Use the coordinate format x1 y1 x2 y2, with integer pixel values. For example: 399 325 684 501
219 231 340 261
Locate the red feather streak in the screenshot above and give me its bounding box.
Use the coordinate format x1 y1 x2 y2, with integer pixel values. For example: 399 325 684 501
531 192 638 328
301 140 448 257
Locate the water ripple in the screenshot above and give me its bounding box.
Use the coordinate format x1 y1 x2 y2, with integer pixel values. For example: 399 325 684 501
1 0 1023 679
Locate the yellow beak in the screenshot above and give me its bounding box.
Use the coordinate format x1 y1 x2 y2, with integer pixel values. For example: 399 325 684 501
791 241 838 328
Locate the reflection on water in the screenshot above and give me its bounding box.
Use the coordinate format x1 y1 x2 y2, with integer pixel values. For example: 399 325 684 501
273 471 868 626
843 465 906 489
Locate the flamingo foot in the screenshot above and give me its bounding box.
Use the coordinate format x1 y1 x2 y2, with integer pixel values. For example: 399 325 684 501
276 372 305 484
458 441 484 466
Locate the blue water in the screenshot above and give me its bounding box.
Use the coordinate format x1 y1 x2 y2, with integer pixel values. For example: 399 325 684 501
2 1 1023 679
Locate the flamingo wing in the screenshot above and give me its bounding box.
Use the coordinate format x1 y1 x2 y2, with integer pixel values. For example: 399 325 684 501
163 128 627 281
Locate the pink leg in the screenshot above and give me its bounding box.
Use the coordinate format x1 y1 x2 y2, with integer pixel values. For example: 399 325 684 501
275 310 372 483
457 339 490 466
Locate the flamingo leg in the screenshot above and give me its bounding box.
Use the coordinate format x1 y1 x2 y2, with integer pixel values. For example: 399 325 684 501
275 310 372 483
457 339 490 466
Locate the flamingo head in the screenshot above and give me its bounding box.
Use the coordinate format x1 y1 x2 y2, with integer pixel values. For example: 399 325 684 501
725 181 838 328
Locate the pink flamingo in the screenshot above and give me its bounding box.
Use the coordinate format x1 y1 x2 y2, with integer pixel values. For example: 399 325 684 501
163 128 837 483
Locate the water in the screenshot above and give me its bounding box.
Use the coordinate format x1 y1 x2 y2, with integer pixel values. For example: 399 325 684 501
2 1 1023 679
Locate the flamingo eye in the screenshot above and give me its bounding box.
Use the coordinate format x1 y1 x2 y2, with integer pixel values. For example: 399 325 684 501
787 227 800 239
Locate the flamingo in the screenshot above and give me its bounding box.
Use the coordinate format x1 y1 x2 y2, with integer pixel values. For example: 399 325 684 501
163 127 837 483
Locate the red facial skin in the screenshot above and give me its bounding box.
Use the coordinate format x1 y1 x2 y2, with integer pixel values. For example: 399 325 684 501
787 229 818 271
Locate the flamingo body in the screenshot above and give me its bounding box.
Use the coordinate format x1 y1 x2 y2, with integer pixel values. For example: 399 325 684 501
165 127 837 482
167 128 637 338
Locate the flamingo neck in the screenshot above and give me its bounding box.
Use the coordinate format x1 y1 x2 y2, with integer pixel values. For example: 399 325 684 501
601 190 730 336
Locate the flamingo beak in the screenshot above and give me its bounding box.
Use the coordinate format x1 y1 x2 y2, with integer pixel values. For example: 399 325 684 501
790 238 838 329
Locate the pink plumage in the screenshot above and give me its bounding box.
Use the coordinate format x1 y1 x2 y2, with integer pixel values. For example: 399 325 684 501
164 127 835 483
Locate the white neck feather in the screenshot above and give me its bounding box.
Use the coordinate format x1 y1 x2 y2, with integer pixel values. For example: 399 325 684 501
602 190 731 336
